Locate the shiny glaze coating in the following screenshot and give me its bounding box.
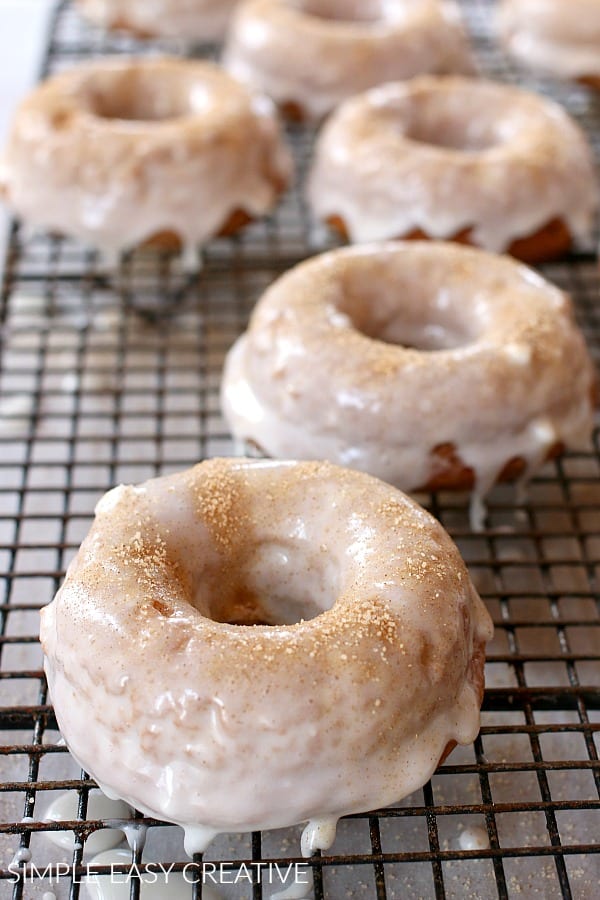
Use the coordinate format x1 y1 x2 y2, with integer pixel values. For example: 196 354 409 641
41 458 492 853
0 58 292 253
222 243 595 503
308 77 598 255
223 0 474 120
77 0 241 41
498 0 600 83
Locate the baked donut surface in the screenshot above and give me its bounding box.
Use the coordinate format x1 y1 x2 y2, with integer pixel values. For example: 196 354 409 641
223 0 474 120
40 457 493 854
77 0 240 40
498 0 600 85
308 77 598 260
0 58 291 254
222 243 596 513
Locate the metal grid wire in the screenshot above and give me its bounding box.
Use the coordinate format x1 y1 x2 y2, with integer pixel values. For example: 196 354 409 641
0 0 598 897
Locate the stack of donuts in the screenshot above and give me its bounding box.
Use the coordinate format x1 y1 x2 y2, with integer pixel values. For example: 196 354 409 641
15 0 597 863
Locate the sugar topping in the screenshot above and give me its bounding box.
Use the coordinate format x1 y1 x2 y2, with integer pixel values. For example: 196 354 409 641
224 0 474 120
40 457 493 851
1 57 292 254
222 242 595 522
77 0 240 41
308 76 598 251
498 0 600 81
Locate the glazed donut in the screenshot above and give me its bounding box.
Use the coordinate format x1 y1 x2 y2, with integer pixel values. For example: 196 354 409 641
0 58 291 255
77 0 240 41
498 0 600 87
223 0 475 120
40 457 493 855
222 243 596 526
307 77 598 261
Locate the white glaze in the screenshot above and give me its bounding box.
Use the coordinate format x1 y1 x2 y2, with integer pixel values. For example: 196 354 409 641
300 818 337 857
10 847 32 868
1 58 292 254
469 494 489 535
84 849 223 900
44 790 133 854
78 0 240 40
222 243 596 504
498 0 600 81
0 394 34 434
122 822 148 854
182 825 220 856
307 77 598 252
41 458 492 853
459 824 490 851
223 0 474 120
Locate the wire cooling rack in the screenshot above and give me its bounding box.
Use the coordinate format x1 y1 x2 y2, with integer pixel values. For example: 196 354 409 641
0 1 598 898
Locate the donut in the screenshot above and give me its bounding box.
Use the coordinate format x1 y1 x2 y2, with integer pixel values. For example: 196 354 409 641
77 0 240 41
222 242 596 527
497 0 600 86
40 457 493 855
0 58 292 256
307 77 598 261
223 0 475 121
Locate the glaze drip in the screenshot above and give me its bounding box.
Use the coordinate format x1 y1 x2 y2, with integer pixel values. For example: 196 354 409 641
307 77 598 252
1 58 292 254
40 458 493 855
78 0 240 41
498 0 600 81
222 243 595 508
224 0 474 120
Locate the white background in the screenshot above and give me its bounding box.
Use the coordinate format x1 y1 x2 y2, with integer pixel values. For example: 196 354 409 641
0 0 55 258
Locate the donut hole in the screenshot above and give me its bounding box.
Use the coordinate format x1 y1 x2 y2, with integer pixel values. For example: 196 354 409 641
397 93 503 152
336 274 480 351
406 118 499 152
81 70 201 122
196 542 340 627
295 0 384 24
368 315 473 351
